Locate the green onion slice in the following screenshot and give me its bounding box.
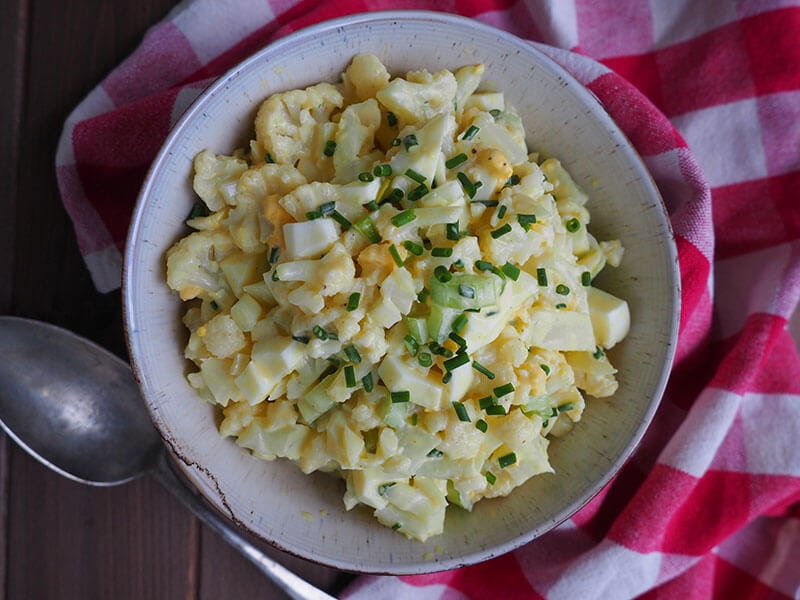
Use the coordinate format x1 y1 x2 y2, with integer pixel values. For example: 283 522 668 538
498 452 517 468
445 153 468 169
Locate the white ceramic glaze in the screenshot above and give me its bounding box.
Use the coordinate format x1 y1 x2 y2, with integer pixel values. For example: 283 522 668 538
124 11 680 574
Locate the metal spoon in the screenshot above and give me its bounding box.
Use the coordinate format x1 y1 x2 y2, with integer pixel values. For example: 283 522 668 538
0 316 334 600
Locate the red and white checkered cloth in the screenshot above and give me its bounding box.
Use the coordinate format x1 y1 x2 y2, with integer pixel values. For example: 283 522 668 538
55 1 800 597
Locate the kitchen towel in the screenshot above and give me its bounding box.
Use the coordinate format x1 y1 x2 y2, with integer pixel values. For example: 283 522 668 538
55 1 800 598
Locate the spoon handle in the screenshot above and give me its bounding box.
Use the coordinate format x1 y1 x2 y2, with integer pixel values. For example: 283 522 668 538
153 452 336 600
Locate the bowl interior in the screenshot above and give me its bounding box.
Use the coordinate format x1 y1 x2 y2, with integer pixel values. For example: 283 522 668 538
124 11 679 574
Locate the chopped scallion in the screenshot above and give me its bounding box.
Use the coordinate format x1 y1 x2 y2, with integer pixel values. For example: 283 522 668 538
472 361 496 379
330 210 351 230
462 125 480 140
389 244 404 267
364 200 379 212
323 140 336 157
593 346 605 359
540 363 550 375
361 372 374 392
344 345 361 363
407 184 429 201
445 153 468 169
478 396 495 410
498 452 517 468
427 448 443 458
536 267 548 286
431 247 453 257
417 288 430 303
358 171 374 182
565 217 581 232
391 209 416 227
475 260 494 272
493 382 515 397
305 210 321 220
391 391 410 403
517 214 536 231
387 111 398 126
403 240 424 256
373 163 392 177
434 265 452 283
453 401 471 422
505 174 520 187
501 262 520 281
485 404 507 415
582 271 592 286
443 351 469 372
490 223 512 239
446 221 460 240
476 419 488 433
485 471 497 484
448 332 467 349
417 352 433 367
405 168 426 184
269 246 281 264
312 325 328 340
556 303 567 309
353 216 382 243
451 313 468 333
403 134 418 150
403 334 419 357
291 335 309 344
346 292 361 311
390 137 402 147
497 205 508 219
442 371 452 384
557 403 575 413
555 284 570 295
344 365 356 387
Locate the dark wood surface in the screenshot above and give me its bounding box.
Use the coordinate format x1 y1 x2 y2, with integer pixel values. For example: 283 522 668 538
0 1 350 597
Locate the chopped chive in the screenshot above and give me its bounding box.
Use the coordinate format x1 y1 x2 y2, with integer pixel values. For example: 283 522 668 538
485 471 497 484
387 111 398 126
391 391 410 403
434 265 452 283
344 365 357 387
403 134 418 150
378 482 396 496
403 334 419 357
462 125 480 140
312 325 328 340
361 372 374 392
490 108 502 118
556 303 567 309
471 199 499 207
407 184 429 201
265 152 275 164
475 260 494 272
458 284 475 299
472 361 496 380
443 352 469 372
364 200 379 212
493 382 515 397
422 237 432 250
542 419 549 428
403 240 424 256
555 284 570 295
505 174 520 187
490 223 512 239
405 168 426 184
318 201 335 216
306 210 322 220
187 202 210 220
428 342 454 358
344 345 362 363
485 404 507 415
323 140 337 157
417 288 430 303
457 172 482 199
381 187 404 205
390 137 402 147
593 346 605 359
431 247 453 257
445 153 468 169
373 163 392 177
389 244 404 267
453 401 470 422
501 262 520 281
557 403 575 413
517 214 536 231
451 313 468 333
391 209 416 227
271 269 280 281
427 448 444 458
536 267 548 286
581 271 592 286
347 292 361 311
410 413 418 426
497 205 508 219
498 452 517 468
442 371 453 384
291 335 310 344
448 332 467 349
476 419 488 433
326 331 339 341
210 300 219 311
358 171 374 182
269 246 281 264
392 522 402 530
566 218 581 232
330 210 352 230
551 407 559 418
446 221 460 240
540 363 551 375
353 215 382 243
418 352 433 367
478 396 495 410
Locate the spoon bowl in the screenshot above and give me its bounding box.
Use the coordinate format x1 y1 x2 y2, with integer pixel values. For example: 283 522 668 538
0 316 335 600
0 316 161 485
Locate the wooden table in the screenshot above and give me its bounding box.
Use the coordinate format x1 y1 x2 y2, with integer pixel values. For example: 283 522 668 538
0 1 351 597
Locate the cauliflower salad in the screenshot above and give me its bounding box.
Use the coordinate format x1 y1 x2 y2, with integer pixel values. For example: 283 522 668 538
166 54 630 541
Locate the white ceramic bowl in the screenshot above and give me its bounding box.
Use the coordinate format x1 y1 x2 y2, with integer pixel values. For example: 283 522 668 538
124 11 679 574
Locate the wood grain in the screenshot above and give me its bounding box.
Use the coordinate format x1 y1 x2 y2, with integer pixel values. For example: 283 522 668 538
1 0 349 597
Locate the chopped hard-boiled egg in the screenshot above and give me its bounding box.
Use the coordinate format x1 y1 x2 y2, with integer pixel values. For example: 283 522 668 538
166 54 629 542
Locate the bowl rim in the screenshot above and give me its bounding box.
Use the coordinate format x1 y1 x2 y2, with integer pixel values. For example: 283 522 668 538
123 9 681 574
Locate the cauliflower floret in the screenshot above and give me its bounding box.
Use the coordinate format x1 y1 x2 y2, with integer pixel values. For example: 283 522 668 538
343 54 391 103
166 230 234 300
254 82 343 166
192 149 248 211
333 99 383 183
200 313 247 359
376 69 457 124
